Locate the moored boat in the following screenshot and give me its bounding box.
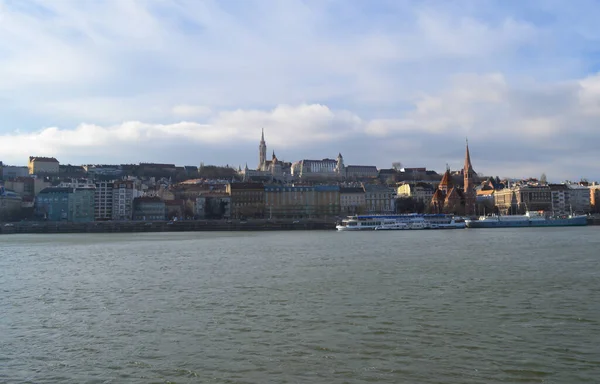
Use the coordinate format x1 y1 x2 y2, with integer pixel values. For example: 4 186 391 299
465 211 588 228
374 222 410 230
336 214 465 231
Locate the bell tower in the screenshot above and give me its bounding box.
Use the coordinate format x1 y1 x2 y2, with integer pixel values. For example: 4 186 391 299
336 153 344 174
463 139 477 215
258 128 266 170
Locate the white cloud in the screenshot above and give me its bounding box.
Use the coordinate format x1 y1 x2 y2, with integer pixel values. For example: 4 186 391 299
172 105 212 118
415 11 538 58
0 1 600 181
0 0 552 113
0 71 599 182
0 104 363 163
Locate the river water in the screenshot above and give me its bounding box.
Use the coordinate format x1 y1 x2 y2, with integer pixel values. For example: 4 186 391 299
1 228 599 383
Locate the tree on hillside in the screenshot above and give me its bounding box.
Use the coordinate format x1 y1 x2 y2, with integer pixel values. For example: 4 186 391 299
540 173 548 184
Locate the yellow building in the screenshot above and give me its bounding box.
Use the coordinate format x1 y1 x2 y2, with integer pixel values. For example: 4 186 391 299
264 185 315 218
28 156 59 175
591 185 600 213
227 182 265 218
314 185 340 217
396 182 435 204
263 185 340 218
494 185 551 214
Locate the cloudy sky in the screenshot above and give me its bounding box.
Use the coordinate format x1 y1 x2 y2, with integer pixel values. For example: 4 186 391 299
1 0 599 181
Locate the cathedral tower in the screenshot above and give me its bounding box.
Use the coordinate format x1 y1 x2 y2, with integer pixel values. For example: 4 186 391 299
258 128 267 170
335 153 345 177
463 140 477 215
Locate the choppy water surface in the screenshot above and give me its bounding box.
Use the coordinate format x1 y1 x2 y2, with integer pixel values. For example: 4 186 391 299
1 228 599 383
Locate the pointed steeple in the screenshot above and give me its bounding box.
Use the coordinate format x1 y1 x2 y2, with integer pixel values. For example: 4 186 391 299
464 138 473 173
463 139 477 216
439 167 452 193
258 128 267 170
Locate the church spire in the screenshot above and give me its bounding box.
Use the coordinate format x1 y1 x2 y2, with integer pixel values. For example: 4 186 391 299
258 128 267 170
463 139 476 216
464 138 473 173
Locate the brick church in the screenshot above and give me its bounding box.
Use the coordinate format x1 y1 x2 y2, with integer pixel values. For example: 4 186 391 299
430 142 477 215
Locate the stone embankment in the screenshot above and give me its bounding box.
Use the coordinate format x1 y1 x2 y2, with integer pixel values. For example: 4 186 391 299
0 219 337 234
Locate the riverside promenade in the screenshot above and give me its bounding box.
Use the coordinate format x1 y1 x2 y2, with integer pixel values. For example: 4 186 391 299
0 218 337 234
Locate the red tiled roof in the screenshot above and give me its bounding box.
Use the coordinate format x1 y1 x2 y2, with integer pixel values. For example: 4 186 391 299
439 169 452 189
432 189 445 201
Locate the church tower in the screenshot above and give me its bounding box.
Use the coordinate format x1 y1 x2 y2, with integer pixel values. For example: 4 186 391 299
335 153 345 177
463 140 477 216
258 128 267 170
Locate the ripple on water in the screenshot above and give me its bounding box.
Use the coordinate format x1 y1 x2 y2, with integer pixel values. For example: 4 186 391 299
1 229 600 383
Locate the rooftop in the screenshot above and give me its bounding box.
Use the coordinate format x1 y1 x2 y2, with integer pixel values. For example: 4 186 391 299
29 156 59 163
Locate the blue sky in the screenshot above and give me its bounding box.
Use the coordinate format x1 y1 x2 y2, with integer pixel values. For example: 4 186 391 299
1 0 599 181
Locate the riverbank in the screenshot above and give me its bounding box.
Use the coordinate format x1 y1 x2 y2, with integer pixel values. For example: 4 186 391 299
0 219 337 234
2 216 598 235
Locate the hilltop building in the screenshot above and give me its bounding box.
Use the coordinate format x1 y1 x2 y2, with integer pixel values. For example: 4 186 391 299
28 156 59 175
291 153 345 180
240 129 291 182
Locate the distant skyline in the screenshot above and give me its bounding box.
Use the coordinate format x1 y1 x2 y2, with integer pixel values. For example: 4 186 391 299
1 0 599 182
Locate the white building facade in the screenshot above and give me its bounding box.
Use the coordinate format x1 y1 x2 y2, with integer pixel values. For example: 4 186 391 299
112 180 138 220
95 181 114 220
291 153 344 180
339 187 366 215
363 184 396 214
550 183 591 215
